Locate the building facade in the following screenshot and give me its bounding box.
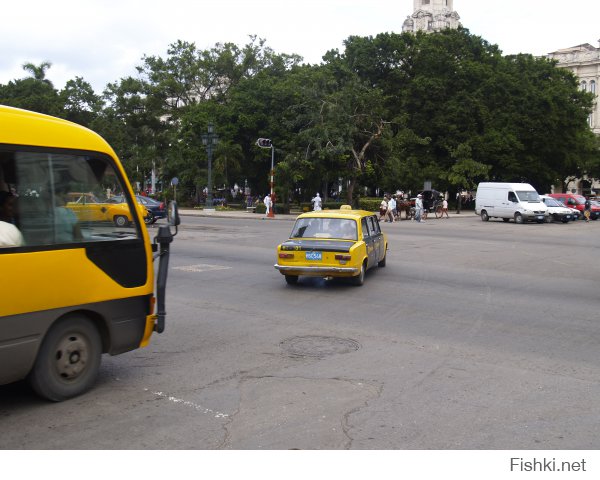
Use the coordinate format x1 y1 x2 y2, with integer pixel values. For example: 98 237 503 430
547 42 600 136
402 0 461 34
546 43 600 194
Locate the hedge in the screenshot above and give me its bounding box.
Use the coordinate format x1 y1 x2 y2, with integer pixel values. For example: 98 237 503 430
254 204 291 214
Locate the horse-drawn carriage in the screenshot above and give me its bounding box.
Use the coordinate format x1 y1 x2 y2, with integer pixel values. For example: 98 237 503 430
397 190 444 220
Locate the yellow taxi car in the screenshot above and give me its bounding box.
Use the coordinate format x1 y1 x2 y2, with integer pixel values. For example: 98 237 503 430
274 205 388 286
66 192 148 227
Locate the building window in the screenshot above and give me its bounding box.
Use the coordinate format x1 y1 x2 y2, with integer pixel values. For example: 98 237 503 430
591 80 596 94
422 0 430 4
581 81 587 91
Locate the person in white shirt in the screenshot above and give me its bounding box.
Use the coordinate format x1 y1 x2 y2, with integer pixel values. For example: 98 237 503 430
311 193 322 211
415 194 424 222
263 193 272 216
0 221 24 247
441 198 449 218
387 196 396 222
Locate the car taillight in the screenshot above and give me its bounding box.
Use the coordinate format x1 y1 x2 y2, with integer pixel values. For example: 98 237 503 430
279 253 294 259
159 202 165 210
335 254 351 261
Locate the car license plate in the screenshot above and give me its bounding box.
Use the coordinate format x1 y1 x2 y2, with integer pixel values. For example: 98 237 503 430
305 251 322 261
537 215 544 221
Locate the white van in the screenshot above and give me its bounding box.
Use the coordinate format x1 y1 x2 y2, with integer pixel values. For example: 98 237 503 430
475 182 548 224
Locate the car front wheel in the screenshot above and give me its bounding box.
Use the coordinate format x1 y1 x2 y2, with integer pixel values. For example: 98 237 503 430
144 213 154 224
481 210 489 222
514 213 524 224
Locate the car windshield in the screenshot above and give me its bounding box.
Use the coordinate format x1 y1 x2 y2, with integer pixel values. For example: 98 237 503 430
291 217 357 240
543 198 561 207
516 191 540 202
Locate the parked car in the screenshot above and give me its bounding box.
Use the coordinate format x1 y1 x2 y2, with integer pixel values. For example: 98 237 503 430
475 182 547 223
274 206 387 286
109 195 166 224
547 193 600 221
539 195 574 223
66 192 147 227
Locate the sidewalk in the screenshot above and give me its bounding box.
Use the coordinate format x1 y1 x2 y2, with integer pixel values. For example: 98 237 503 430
179 208 475 221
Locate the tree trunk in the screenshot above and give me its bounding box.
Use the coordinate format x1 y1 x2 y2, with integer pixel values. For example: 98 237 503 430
347 177 357 206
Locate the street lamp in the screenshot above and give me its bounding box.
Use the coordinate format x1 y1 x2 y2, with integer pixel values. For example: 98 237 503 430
201 123 219 210
256 138 274 217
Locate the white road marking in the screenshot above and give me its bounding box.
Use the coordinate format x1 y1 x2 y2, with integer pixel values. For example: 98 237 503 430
173 264 232 273
147 389 229 418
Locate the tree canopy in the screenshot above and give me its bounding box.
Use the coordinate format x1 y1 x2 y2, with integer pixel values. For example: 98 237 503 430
1 30 597 204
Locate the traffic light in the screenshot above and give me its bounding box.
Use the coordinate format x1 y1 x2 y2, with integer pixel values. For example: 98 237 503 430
256 138 272 148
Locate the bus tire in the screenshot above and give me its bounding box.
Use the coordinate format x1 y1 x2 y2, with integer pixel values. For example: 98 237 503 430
28 315 102 402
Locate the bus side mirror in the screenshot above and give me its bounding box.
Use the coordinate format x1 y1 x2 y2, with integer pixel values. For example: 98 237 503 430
168 201 180 227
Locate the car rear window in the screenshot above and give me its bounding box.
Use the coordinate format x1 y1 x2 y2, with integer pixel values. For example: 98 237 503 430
291 217 357 240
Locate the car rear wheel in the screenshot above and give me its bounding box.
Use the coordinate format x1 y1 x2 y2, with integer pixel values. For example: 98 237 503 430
353 262 366 286
28 315 102 402
378 252 387 268
285 275 298 285
114 215 129 227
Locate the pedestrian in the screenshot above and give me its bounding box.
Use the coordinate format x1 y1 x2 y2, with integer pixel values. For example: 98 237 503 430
584 196 592 222
387 195 396 222
441 198 449 218
415 194 424 223
0 191 17 224
311 192 322 211
263 193 272 216
379 196 388 221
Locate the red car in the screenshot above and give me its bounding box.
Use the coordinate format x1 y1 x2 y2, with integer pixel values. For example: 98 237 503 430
548 193 600 220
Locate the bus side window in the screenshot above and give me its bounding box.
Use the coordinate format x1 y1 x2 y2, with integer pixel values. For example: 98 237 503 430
3 150 140 249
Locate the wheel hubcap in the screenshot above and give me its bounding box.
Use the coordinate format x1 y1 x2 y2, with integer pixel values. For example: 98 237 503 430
54 335 88 380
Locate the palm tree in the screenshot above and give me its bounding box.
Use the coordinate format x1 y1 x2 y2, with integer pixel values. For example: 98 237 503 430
22 61 53 87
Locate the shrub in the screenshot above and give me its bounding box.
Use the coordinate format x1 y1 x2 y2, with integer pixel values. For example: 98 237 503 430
254 204 290 214
358 198 381 212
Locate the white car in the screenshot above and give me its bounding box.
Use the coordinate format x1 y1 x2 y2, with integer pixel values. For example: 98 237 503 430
540 195 575 223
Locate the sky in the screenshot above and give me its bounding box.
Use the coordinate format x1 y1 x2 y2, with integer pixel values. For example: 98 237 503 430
1 0 599 93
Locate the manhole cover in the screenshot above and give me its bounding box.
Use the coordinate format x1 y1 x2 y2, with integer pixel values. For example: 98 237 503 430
281 336 361 359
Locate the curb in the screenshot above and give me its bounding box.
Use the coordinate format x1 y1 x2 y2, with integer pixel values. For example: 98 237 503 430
178 209 477 222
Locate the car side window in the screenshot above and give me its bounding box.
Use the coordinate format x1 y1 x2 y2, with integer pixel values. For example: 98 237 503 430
361 218 371 239
368 216 380 235
508 192 517 202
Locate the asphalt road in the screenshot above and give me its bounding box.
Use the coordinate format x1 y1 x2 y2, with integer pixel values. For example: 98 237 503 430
1 213 599 449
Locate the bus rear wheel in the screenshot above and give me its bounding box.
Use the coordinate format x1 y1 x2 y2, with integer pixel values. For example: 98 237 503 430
28 315 102 402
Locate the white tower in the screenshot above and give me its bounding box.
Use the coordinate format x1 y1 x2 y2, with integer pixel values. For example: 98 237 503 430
402 0 461 34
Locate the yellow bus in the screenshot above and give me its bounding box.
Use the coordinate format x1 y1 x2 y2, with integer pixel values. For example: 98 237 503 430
0 105 179 401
